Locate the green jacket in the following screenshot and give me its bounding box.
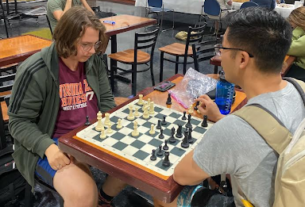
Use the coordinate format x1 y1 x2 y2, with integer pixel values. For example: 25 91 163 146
287 26 305 69
8 43 115 189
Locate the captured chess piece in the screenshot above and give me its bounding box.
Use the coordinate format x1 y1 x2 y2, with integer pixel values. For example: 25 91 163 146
181 130 189 148
85 115 90 126
163 140 169 150
157 145 163 156
150 149 157 161
182 111 187 120
138 94 144 105
158 128 164 139
166 93 172 105
116 119 122 129
176 124 183 138
201 115 208 127
162 152 170 167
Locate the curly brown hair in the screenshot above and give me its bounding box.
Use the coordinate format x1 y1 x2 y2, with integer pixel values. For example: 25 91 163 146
53 6 106 58
288 6 305 31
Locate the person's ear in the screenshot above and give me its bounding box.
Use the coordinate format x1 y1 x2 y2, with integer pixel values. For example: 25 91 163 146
239 51 251 71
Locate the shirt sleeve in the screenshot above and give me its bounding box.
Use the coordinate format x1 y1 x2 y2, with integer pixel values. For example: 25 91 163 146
193 115 270 178
47 0 63 14
287 27 305 57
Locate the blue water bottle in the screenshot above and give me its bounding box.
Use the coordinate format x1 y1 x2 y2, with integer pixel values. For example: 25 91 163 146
215 73 235 115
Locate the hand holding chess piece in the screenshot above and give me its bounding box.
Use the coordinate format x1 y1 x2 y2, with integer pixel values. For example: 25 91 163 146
195 95 224 122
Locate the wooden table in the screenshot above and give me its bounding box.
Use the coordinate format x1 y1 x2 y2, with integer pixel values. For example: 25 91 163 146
0 35 52 68
100 15 157 89
58 74 247 203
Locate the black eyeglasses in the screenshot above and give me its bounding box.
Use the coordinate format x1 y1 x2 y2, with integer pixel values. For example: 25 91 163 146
214 45 254 58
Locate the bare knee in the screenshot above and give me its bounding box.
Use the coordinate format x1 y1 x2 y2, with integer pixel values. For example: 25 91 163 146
102 175 127 197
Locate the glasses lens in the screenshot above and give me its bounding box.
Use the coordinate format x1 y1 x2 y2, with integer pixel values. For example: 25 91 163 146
94 41 102 51
214 44 221 56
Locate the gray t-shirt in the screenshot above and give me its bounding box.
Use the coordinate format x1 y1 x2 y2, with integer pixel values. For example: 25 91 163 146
47 0 82 32
194 82 305 207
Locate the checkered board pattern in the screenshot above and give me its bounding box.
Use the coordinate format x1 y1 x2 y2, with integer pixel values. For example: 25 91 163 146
75 99 213 178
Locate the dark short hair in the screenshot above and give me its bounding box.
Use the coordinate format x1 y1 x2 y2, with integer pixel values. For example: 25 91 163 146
225 7 292 73
53 6 106 58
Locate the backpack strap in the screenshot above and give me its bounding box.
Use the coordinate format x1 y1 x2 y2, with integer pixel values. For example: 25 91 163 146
233 104 292 154
283 77 305 105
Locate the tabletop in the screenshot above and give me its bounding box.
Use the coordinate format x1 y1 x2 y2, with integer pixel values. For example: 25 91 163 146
58 74 247 203
0 35 52 67
101 15 157 36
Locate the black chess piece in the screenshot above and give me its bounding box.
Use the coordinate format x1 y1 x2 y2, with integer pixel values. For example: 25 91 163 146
161 115 167 126
162 152 170 167
182 111 187 120
176 124 183 138
181 131 189 148
85 115 90 126
166 93 172 105
158 129 164 139
194 101 200 111
157 120 162 129
169 127 176 143
150 149 157 161
157 145 163 156
163 140 169 150
188 128 194 144
201 115 208 127
185 114 192 129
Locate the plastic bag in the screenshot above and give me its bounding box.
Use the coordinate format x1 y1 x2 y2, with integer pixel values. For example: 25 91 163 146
169 68 217 109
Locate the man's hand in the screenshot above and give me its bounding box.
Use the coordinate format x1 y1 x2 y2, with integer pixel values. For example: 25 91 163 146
196 95 225 122
45 144 71 170
227 0 232 6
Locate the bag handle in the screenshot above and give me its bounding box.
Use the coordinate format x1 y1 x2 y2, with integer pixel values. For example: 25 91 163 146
284 77 305 105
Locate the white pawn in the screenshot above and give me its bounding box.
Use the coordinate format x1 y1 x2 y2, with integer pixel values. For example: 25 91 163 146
96 111 104 131
188 104 194 114
149 102 154 115
127 105 135 120
116 119 122 129
134 107 139 117
132 121 139 137
138 94 144 105
100 128 106 139
147 98 151 107
149 124 155 135
107 123 113 134
104 113 111 127
142 102 148 111
143 107 149 119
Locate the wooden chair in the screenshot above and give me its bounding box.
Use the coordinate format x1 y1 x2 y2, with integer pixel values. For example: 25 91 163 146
159 24 213 82
108 28 159 96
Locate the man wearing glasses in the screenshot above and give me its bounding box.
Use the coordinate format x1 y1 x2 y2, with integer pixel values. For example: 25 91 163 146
154 7 305 207
9 7 125 207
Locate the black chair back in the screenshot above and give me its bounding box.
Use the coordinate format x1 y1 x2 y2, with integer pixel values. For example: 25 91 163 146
0 0 9 38
46 15 53 35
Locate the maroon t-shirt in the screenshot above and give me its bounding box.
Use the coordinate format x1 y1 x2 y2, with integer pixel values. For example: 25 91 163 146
52 58 99 138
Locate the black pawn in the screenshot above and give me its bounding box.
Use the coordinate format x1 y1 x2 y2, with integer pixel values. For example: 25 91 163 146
188 128 194 144
185 114 192 129
176 124 183 138
159 129 164 139
85 115 90 126
161 115 167 126
182 111 187 120
166 93 172 105
157 120 162 129
181 131 189 148
162 152 170 167
157 145 163 157
163 140 169 150
169 127 176 144
194 101 200 111
201 115 208 127
150 149 157 161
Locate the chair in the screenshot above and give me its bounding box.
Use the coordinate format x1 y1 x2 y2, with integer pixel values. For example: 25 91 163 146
240 2 259 9
108 28 159 96
46 14 53 35
159 24 215 81
0 0 9 38
146 0 174 32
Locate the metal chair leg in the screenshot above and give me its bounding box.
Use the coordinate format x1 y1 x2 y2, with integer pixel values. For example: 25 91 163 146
150 59 155 86
131 64 137 96
175 56 179 74
160 52 164 82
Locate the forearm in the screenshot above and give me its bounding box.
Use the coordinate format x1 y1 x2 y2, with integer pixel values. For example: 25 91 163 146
62 0 73 18
81 0 95 14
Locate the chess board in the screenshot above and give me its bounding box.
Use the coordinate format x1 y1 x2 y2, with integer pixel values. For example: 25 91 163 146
74 99 213 179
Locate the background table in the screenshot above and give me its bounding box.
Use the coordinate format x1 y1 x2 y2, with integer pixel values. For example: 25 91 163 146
58 74 247 203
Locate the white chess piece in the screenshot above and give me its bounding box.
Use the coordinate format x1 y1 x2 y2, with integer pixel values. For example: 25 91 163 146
100 128 107 139
149 124 155 135
188 104 194 114
143 107 149 119
104 113 111 127
138 94 144 105
96 111 104 131
116 119 122 129
132 121 139 137
134 107 139 117
127 105 135 120
107 123 113 134
149 102 154 115
147 98 151 107
142 102 148 111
